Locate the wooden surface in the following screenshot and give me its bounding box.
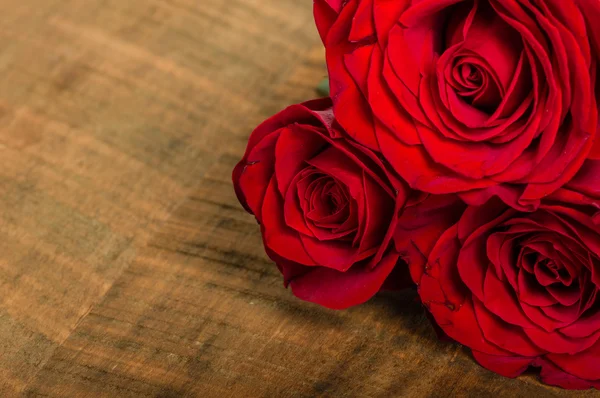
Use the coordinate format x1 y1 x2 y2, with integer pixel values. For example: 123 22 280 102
0 0 597 396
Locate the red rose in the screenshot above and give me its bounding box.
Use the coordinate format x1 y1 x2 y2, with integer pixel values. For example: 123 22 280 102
315 0 600 210
402 160 600 389
232 99 411 309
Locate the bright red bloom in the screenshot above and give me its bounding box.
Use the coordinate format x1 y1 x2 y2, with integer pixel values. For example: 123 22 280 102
233 99 412 309
399 160 600 389
315 0 600 210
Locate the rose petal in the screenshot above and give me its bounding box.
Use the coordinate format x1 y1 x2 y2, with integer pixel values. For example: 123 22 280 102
290 252 401 310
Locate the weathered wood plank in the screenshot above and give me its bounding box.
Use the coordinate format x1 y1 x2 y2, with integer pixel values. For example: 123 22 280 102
0 0 320 394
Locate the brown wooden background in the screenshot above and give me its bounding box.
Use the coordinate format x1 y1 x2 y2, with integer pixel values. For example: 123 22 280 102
0 0 597 396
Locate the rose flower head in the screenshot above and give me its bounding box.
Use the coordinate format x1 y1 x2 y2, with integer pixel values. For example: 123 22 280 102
233 98 413 309
315 0 600 210
402 160 600 389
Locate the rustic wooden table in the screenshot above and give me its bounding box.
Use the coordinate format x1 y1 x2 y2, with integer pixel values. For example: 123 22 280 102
0 1 597 397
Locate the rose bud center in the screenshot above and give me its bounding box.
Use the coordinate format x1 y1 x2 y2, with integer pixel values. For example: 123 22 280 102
297 168 359 242
513 236 587 310
440 1 532 117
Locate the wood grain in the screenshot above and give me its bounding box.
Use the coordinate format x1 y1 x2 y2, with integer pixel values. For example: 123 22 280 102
0 0 597 396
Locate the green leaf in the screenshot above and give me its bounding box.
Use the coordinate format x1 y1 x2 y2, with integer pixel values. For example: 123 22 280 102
316 78 330 97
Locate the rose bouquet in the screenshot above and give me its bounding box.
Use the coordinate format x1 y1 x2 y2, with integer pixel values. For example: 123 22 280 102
233 0 600 390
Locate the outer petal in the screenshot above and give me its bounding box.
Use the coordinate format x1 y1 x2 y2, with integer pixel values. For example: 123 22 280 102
290 252 402 310
537 358 600 390
472 351 534 378
546 342 600 381
314 0 343 43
